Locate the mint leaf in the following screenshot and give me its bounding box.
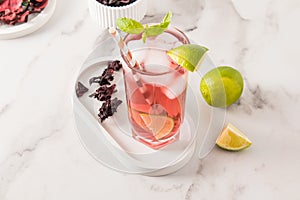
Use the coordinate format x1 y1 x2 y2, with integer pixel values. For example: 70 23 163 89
162 11 172 28
116 18 144 34
144 24 166 37
115 11 172 43
144 11 172 37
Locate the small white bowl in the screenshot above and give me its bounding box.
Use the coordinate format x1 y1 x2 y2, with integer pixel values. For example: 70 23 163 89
88 0 147 28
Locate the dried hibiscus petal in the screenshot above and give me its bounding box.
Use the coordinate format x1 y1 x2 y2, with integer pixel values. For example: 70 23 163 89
89 75 113 86
89 76 99 85
108 60 123 71
76 82 89 98
110 97 123 113
89 84 116 101
99 73 114 85
89 60 123 86
89 68 114 86
98 97 122 122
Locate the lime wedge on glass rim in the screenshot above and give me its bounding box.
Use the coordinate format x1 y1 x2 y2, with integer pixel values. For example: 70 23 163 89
167 44 208 72
216 123 252 151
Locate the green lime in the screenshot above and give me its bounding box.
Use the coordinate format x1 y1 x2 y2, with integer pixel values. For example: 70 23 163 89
200 66 244 107
167 44 208 72
216 123 252 151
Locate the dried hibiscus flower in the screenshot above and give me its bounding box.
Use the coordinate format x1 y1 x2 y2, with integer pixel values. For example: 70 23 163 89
89 84 116 101
89 60 123 86
89 69 114 86
108 60 123 71
89 60 123 122
98 97 122 122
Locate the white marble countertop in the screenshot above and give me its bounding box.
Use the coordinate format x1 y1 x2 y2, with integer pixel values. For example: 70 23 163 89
1 0 300 199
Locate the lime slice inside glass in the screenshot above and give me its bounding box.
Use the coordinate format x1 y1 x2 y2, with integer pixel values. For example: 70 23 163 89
216 123 252 151
140 113 174 140
167 44 208 72
200 66 244 107
131 109 175 140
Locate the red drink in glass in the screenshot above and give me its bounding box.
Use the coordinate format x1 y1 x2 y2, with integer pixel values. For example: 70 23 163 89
123 48 188 149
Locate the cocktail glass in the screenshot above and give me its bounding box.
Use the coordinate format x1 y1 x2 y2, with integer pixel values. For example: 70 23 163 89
121 26 190 149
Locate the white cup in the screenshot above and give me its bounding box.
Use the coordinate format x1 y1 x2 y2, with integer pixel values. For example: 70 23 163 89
88 0 148 28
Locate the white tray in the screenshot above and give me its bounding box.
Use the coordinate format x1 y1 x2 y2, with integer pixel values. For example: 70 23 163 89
72 35 226 176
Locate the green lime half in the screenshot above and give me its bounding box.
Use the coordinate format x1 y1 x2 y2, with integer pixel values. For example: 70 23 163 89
167 44 208 72
200 66 244 107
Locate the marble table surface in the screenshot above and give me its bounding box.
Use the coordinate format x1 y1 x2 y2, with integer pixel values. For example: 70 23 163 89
1 0 300 199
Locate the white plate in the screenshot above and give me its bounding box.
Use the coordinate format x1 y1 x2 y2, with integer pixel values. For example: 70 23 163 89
0 0 56 40
72 35 226 175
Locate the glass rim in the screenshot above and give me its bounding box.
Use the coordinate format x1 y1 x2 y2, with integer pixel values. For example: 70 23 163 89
127 47 182 76
121 25 190 76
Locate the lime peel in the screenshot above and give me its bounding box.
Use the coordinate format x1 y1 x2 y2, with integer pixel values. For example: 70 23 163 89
200 66 244 108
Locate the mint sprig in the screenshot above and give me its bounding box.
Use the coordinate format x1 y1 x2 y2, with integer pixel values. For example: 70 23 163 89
115 18 144 34
116 11 172 43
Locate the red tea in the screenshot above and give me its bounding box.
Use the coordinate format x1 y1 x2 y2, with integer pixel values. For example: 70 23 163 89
123 48 188 149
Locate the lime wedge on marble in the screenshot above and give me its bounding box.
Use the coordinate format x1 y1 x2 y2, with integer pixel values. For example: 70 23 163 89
216 123 252 151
